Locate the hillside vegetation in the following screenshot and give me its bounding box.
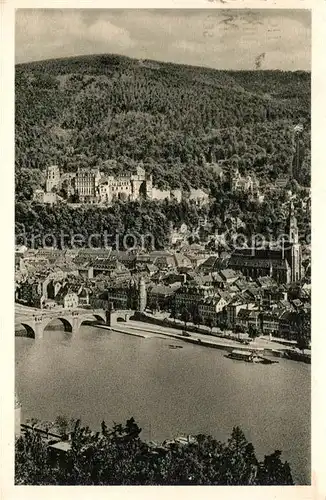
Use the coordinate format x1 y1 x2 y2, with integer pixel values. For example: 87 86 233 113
15 54 311 193
15 55 311 247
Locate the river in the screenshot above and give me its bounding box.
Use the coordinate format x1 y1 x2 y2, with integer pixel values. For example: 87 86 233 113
15 323 311 484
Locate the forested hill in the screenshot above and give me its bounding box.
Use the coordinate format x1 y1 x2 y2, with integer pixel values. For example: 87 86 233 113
15 53 311 195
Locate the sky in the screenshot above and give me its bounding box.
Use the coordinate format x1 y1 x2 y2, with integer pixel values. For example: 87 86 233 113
15 9 311 70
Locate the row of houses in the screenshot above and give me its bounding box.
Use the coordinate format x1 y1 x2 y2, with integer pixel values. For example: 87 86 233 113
15 244 310 338
16 274 90 310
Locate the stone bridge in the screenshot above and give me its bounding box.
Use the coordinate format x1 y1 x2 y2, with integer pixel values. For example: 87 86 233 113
15 308 135 340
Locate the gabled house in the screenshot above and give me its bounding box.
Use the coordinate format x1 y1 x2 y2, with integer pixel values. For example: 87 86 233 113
219 268 241 284
237 309 260 330
198 295 229 326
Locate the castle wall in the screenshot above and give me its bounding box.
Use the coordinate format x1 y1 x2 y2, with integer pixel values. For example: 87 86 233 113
171 189 182 203
44 165 183 205
151 188 171 201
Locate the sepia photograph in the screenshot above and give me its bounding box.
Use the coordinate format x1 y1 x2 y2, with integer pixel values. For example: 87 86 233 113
13 7 311 487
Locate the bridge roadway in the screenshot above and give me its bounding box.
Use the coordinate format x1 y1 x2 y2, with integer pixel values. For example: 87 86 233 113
15 304 134 339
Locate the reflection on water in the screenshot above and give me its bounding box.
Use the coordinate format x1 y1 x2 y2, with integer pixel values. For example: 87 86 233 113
15 324 311 484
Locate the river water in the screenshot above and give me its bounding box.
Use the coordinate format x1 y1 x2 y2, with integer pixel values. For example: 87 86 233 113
15 324 311 484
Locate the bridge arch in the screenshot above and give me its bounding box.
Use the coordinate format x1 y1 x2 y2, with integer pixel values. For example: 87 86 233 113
43 317 74 333
108 310 135 326
18 323 36 339
79 313 106 327
116 315 127 323
92 313 106 323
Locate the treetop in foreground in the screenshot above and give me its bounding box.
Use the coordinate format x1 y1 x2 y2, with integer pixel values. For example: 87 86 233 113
15 416 294 485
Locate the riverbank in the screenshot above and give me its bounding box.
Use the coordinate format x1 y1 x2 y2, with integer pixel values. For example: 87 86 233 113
97 321 303 361
95 324 153 339
14 307 310 364
97 322 249 351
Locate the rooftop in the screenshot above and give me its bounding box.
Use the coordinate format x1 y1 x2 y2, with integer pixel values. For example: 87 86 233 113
49 441 72 453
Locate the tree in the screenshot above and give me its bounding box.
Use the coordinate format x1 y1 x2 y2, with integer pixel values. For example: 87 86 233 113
53 415 76 439
220 427 258 485
180 307 191 330
170 301 177 323
15 417 295 486
234 323 243 338
206 316 216 335
257 450 293 485
296 334 310 353
218 319 228 332
248 324 260 339
294 310 310 352
152 299 160 314
15 428 53 485
192 306 203 329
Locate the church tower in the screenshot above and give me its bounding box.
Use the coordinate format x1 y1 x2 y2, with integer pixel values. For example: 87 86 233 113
138 277 147 313
286 201 302 282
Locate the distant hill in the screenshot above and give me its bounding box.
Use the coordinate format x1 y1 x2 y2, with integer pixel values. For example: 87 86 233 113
15 53 311 195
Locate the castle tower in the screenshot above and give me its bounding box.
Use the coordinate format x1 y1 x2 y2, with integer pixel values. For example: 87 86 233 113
286 201 302 282
46 165 61 193
138 277 147 313
15 392 21 438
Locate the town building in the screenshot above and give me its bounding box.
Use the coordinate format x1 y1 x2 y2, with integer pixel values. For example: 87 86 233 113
237 309 260 330
198 255 220 274
226 299 256 326
228 202 302 284
107 278 147 312
260 311 283 336
147 284 180 311
61 292 79 309
228 168 260 194
173 283 215 315
198 295 228 326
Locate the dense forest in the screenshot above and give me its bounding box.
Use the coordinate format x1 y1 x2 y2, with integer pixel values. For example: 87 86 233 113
15 54 311 245
15 185 311 251
16 54 311 194
15 417 293 485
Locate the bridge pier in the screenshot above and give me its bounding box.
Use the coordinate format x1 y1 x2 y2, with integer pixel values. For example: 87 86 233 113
71 312 80 335
105 309 134 327
106 310 112 327
34 316 44 340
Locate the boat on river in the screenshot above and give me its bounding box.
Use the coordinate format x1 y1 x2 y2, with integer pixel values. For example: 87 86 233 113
227 349 278 364
227 349 261 363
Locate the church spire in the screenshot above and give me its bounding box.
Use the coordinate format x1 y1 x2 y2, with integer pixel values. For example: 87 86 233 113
287 200 299 245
